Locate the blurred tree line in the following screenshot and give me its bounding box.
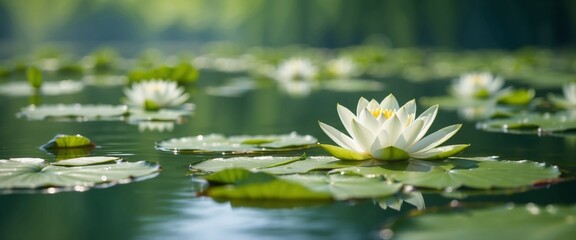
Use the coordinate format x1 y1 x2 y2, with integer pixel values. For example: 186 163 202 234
0 0 575 49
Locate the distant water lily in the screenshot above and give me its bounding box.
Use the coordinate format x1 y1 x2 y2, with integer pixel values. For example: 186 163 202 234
561 82 576 106
274 58 318 96
319 94 469 161
451 72 504 99
548 82 576 108
124 79 189 111
325 57 359 79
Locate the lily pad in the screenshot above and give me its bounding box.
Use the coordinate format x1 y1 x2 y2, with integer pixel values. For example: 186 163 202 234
202 168 401 200
157 132 318 154
190 155 364 175
40 134 95 149
127 105 194 122
389 204 576 240
0 80 84 97
332 157 560 190
205 77 256 97
478 111 576 134
0 156 160 193
18 104 128 121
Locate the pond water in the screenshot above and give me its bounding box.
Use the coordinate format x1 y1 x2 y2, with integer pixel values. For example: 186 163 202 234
1 65 576 240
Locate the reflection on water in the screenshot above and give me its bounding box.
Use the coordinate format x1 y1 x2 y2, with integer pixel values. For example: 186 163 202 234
0 71 575 239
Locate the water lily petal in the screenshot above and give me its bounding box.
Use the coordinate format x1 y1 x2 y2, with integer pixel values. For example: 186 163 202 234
380 94 399 110
410 144 470 160
397 99 416 123
319 121 362 151
395 118 425 149
413 105 438 142
350 119 376 152
320 144 372 161
358 107 380 132
408 124 462 153
337 104 356 136
372 146 410 161
382 114 402 145
356 97 370 116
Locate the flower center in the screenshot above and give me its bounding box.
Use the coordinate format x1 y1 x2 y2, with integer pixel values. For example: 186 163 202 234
371 108 396 119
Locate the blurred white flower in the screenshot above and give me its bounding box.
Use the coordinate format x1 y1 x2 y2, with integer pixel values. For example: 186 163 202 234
562 82 576 105
274 58 318 96
124 79 189 111
276 58 318 82
319 94 468 161
451 72 504 99
325 57 359 79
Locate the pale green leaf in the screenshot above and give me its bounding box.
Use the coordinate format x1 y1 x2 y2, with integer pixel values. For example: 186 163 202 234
391 204 576 240
0 157 160 191
157 133 318 154
333 157 560 189
18 104 128 120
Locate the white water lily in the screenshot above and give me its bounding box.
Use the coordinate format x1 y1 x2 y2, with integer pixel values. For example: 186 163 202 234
325 57 359 79
124 79 189 111
562 82 576 105
274 58 319 96
451 72 504 99
549 82 576 108
319 94 469 161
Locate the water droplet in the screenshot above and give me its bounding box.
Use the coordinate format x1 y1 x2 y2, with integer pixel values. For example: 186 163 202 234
449 200 460 208
100 175 108 181
46 187 57 194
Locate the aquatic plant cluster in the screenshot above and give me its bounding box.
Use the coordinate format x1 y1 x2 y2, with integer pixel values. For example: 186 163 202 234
1 42 576 239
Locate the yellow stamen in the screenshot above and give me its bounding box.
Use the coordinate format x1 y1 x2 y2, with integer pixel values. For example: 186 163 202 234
371 108 396 119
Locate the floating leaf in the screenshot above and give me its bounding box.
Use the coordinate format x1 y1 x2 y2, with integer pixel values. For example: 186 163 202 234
0 80 84 97
127 105 194 122
40 134 95 149
203 168 401 200
52 156 118 166
0 157 160 192
205 169 332 200
390 204 576 240
496 88 535 105
191 155 360 175
332 157 560 189
18 104 128 120
157 132 318 154
478 111 576 134
27 66 43 89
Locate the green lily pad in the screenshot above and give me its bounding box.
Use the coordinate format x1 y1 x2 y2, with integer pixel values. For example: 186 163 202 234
332 157 560 189
18 104 128 121
190 155 363 175
478 111 576 134
40 134 95 149
52 156 118 166
389 204 576 240
127 105 194 122
548 94 576 109
0 156 160 193
0 80 84 97
157 132 318 154
202 168 401 200
496 88 535 105
376 191 425 211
